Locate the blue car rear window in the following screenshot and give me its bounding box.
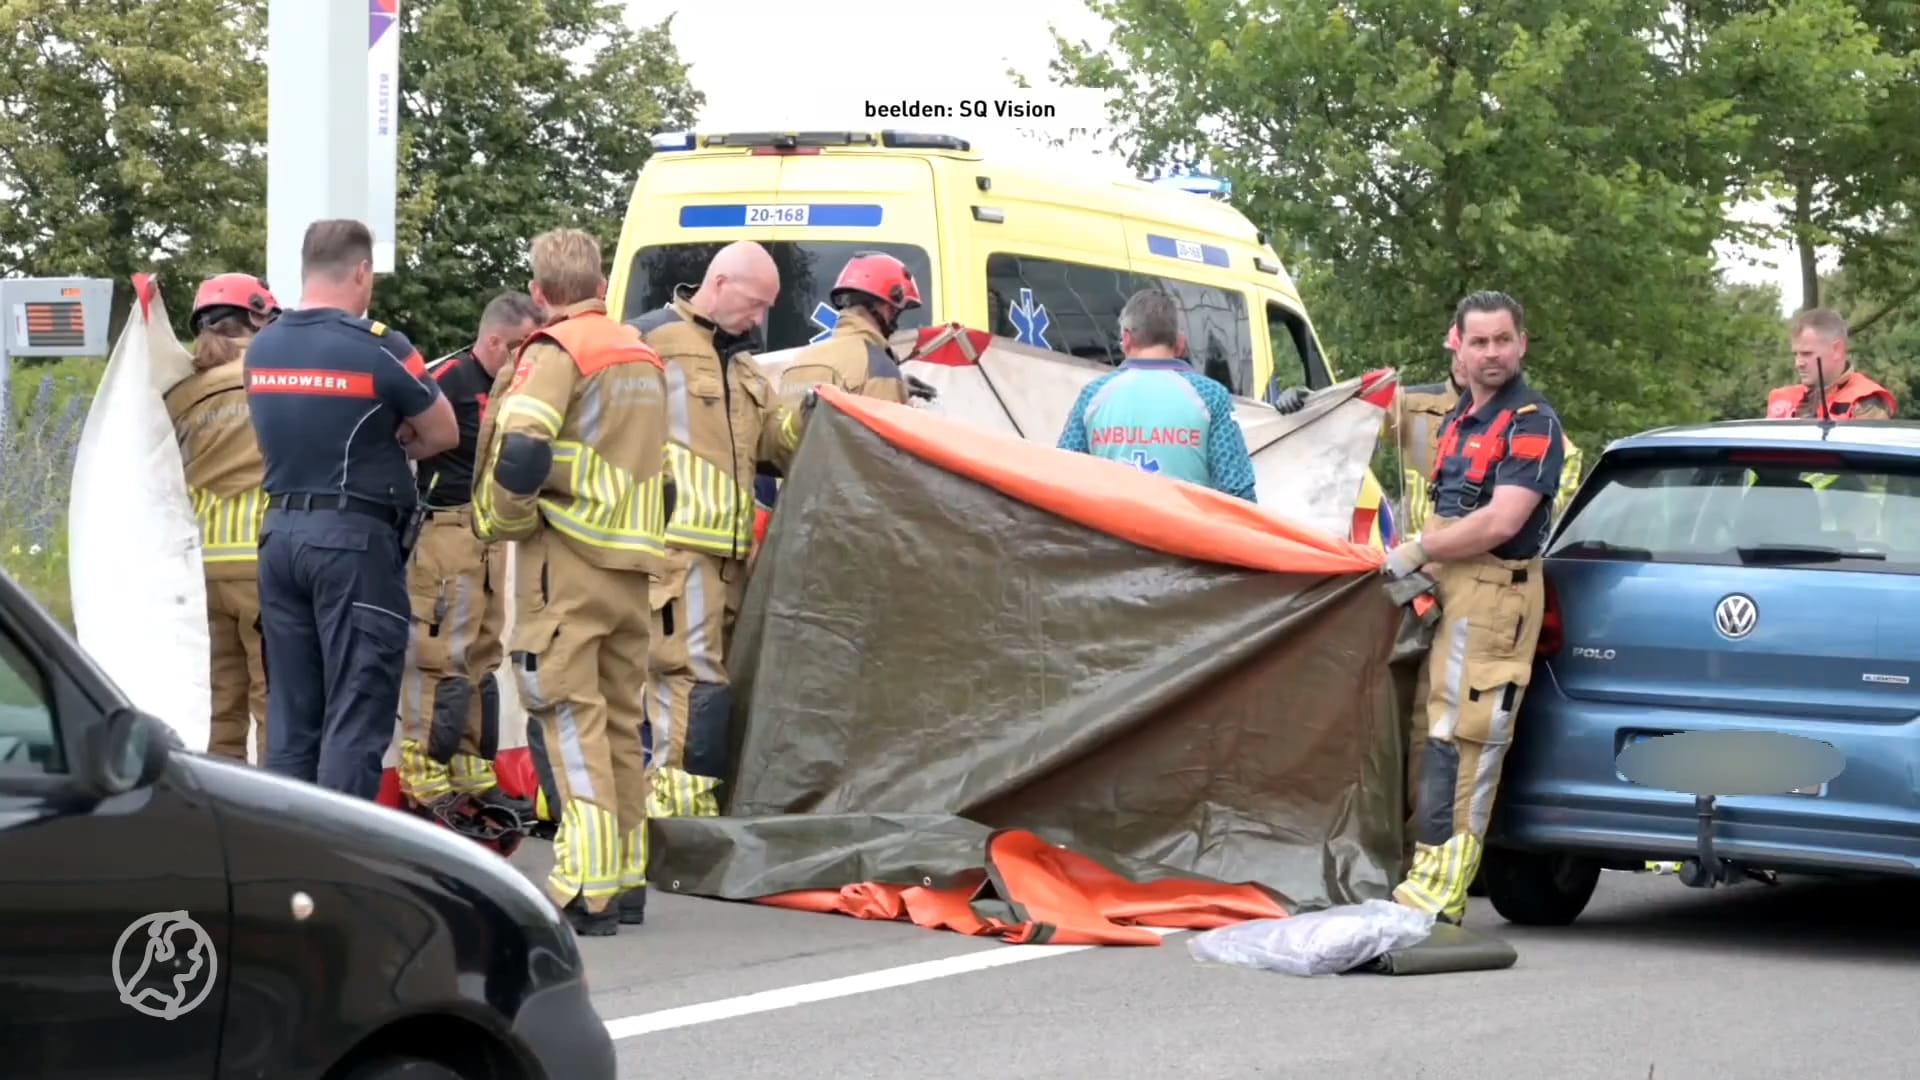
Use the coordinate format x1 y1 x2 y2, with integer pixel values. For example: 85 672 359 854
1549 455 1920 573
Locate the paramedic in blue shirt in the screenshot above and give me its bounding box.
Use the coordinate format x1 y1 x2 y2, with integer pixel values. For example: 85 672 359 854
1055 289 1258 501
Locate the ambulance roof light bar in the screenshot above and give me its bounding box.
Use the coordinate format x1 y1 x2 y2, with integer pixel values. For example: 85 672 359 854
646 130 973 154
1150 171 1234 199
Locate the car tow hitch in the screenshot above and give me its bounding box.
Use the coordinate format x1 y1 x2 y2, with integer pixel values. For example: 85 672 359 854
1675 794 1779 888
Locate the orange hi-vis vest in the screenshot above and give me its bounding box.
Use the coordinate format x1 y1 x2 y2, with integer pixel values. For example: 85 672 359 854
1765 371 1896 420
534 310 664 378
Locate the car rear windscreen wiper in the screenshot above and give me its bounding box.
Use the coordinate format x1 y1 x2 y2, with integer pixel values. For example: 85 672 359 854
1552 540 1655 560
1735 544 1887 563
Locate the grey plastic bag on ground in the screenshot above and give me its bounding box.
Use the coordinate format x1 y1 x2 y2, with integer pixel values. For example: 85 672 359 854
1187 899 1437 977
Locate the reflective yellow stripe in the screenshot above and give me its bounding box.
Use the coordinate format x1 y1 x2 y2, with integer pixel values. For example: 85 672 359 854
662 443 753 556
536 442 669 556
473 399 563 541
504 396 565 436
191 487 265 563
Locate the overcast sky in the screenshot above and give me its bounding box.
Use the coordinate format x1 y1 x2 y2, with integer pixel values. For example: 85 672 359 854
624 0 1810 314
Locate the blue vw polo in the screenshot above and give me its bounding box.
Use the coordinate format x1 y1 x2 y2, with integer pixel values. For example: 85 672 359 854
1481 418 1920 925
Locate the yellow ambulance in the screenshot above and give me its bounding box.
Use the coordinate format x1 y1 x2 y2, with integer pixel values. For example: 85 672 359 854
605 128 1396 549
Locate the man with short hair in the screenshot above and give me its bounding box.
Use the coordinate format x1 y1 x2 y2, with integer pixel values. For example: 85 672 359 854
1055 288 1257 502
625 242 805 925
471 227 670 936
247 218 458 800
395 291 545 841
1381 290 1565 927
1766 307 1896 420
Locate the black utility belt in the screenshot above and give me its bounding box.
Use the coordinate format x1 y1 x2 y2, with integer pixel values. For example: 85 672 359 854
268 492 409 526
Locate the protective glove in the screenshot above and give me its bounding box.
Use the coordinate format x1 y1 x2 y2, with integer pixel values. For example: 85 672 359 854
1271 385 1309 415
1381 539 1429 580
905 373 939 401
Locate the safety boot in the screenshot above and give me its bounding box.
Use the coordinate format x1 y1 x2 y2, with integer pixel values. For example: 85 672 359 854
619 887 647 926
469 785 534 827
564 897 619 937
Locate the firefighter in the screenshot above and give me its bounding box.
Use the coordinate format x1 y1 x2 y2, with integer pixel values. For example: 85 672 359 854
471 227 670 936
397 291 545 840
1400 324 1583 531
164 272 281 762
777 251 922 407
247 220 458 799
1765 307 1896 420
625 240 806 926
1381 290 1565 927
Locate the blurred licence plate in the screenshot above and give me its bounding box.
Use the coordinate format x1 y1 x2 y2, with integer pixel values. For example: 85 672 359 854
1624 733 1824 796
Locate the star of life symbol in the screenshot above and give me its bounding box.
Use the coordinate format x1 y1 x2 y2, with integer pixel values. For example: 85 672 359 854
1009 288 1051 350
808 301 838 344
113 910 218 1020
1129 450 1161 473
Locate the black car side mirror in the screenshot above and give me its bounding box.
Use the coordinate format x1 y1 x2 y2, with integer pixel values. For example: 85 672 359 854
81 708 175 799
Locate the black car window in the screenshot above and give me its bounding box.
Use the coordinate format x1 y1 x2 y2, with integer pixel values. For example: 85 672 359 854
0 624 62 775
623 241 935 353
1550 454 1920 574
1267 298 1333 394
983 253 1256 398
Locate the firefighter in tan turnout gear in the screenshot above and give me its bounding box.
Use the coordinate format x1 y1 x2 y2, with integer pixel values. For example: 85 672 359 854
397 292 544 843
1382 291 1565 927
165 272 282 761
777 251 924 407
628 241 804 915
471 227 671 937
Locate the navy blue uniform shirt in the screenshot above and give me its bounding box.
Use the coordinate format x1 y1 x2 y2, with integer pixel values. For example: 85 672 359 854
415 347 493 508
244 308 442 513
1427 373 1565 560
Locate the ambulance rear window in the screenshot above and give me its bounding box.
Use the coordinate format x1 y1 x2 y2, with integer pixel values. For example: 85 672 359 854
624 242 934 353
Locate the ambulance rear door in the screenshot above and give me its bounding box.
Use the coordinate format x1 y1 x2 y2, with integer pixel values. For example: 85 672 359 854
612 143 941 354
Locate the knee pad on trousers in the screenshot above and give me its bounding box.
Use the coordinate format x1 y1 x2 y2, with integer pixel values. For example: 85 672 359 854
1415 739 1461 847
478 673 499 759
428 679 472 763
684 681 733 779
525 714 563 822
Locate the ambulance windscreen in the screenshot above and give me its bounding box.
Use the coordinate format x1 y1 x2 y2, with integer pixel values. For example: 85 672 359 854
624 242 934 353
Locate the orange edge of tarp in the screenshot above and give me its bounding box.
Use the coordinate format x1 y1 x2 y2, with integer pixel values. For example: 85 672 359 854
812 385 1383 577
754 828 1289 946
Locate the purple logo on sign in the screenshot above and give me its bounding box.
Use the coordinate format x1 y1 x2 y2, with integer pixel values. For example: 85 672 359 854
369 0 397 47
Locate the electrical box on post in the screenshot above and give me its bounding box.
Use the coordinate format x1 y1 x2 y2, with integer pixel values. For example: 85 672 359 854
2 278 114 360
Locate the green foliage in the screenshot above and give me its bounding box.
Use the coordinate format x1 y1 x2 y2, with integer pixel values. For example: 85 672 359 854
0 357 102 630
370 2 703 353
0 0 699 355
1043 0 1920 450
0 0 268 341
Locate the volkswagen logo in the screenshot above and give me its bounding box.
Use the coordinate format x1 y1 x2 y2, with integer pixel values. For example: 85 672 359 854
1714 594 1758 640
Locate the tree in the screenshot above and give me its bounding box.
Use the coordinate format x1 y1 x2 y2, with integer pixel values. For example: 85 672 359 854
1043 0 1763 450
0 0 268 339
1679 0 1915 309
371 1 703 354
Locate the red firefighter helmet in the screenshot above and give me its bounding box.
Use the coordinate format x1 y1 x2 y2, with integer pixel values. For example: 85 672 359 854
191 272 280 333
831 252 922 312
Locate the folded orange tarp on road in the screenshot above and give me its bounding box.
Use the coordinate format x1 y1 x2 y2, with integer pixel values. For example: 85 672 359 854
756 829 1289 946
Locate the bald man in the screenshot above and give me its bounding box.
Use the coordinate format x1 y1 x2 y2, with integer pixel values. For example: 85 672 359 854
622 240 805 924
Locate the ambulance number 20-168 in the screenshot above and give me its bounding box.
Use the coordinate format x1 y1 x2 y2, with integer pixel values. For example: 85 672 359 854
747 205 810 226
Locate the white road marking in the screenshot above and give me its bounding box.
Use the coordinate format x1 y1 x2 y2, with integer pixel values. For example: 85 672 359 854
603 927 1186 1040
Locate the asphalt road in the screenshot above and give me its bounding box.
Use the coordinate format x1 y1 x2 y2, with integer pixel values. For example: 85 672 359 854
508 844 1918 1080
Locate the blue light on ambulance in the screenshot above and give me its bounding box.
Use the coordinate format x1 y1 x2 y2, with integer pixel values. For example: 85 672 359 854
651 131 695 152
1150 173 1233 198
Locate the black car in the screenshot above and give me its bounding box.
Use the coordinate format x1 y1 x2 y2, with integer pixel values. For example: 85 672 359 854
0 568 616 1080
